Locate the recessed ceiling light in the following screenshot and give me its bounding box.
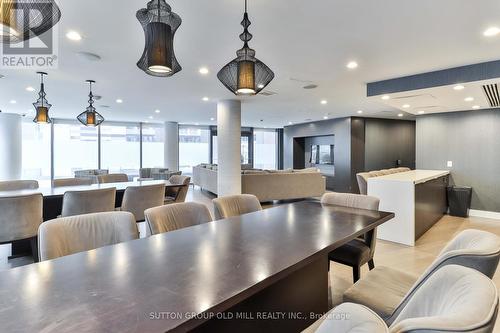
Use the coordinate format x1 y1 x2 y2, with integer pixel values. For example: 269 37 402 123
148 116 153 119
321 100 328 105
464 97 474 102
10 100 16 104
116 99 123 104
472 105 480 110
357 110 363 114
346 61 358 69
199 67 209 75
484 26 500 37
381 95 390 100
288 121 294 125
26 86 35 92
397 113 404 117
418 111 425 114
202 97 209 102
402 104 410 109
453 84 465 91
66 30 82 41
323 116 328 120
155 109 160 114
210 117 215 121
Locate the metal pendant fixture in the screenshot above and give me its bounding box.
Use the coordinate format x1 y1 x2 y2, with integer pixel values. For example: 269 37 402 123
32 71 51 124
217 0 274 96
0 0 61 44
136 0 181 77
77 80 104 127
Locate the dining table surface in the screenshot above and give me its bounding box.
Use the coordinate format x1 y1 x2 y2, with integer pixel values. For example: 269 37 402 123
0 179 182 198
0 200 394 333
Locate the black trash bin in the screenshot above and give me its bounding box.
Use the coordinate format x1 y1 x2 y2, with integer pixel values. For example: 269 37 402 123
447 186 472 218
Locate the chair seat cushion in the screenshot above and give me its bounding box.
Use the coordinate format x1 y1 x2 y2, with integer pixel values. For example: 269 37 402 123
343 266 418 320
328 238 371 266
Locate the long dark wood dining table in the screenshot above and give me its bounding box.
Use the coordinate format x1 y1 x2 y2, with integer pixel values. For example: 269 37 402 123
0 201 394 333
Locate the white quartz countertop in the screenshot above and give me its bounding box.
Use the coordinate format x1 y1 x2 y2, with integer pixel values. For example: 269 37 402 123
368 170 450 185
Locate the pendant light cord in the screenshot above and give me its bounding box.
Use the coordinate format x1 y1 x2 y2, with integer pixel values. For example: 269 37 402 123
245 0 247 13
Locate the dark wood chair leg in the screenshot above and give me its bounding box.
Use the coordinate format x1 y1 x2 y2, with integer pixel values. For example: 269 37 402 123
353 266 360 283
368 259 375 270
30 237 39 263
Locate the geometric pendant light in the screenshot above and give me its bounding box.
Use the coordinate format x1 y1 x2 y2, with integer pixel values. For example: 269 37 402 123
217 0 274 96
77 80 104 127
0 0 61 44
32 71 51 124
136 0 182 77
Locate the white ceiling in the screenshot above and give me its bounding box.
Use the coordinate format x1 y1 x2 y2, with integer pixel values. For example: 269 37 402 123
2 0 500 127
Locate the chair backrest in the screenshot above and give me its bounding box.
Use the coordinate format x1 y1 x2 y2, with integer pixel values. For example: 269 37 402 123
321 192 380 211
52 178 92 188
356 172 372 195
0 180 39 191
387 229 500 325
61 188 116 217
213 194 262 219
145 202 213 235
97 173 129 184
389 265 498 333
38 211 139 261
0 194 43 243
167 175 191 203
121 184 166 222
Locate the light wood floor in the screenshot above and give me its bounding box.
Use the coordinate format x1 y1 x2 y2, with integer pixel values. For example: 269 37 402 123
2 186 500 330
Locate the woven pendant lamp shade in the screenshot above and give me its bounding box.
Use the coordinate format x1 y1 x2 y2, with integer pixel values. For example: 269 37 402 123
0 0 61 43
217 1 274 96
137 0 181 77
77 80 104 127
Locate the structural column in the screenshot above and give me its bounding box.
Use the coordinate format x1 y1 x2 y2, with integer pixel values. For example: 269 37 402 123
164 121 179 171
0 113 22 180
217 100 242 196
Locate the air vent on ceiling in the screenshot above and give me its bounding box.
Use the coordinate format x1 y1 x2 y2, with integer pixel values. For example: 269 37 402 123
482 84 500 107
260 90 277 96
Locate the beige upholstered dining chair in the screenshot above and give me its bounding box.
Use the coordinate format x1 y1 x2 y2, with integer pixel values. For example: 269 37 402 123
145 202 213 235
38 211 139 261
344 229 500 324
52 178 92 187
61 188 116 217
321 192 380 282
0 194 43 261
0 180 39 191
308 265 498 333
212 194 262 219
164 175 191 204
97 173 129 184
120 184 166 222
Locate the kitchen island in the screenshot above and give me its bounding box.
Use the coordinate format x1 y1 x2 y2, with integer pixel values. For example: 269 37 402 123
368 170 450 246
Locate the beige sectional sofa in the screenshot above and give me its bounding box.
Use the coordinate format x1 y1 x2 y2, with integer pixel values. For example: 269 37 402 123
193 164 326 202
356 167 411 195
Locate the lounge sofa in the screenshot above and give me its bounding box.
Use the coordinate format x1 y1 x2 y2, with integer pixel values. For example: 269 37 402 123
356 167 411 195
193 164 326 202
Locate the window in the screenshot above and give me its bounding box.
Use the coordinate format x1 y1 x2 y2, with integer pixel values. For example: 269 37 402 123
254 129 277 170
212 136 250 165
179 126 210 176
53 121 98 178
22 121 51 181
100 123 140 177
142 124 165 168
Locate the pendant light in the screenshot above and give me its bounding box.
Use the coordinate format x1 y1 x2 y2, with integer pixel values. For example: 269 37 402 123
32 71 51 124
136 0 181 77
77 80 104 127
0 0 61 44
217 0 274 96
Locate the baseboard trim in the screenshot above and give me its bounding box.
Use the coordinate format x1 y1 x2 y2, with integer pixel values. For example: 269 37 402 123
469 209 500 220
